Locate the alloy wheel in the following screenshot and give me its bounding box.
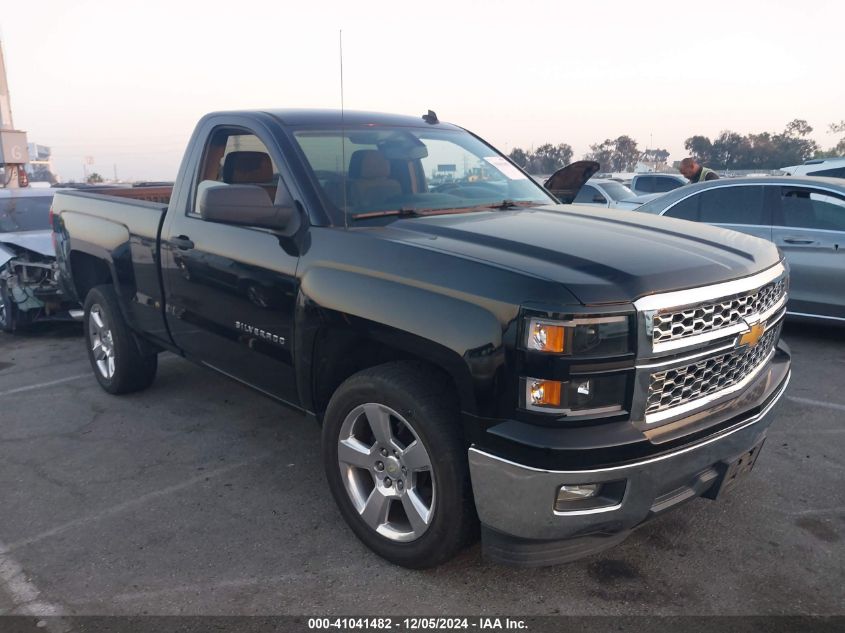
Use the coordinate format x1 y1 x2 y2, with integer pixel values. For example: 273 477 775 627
337 403 436 542
88 304 116 379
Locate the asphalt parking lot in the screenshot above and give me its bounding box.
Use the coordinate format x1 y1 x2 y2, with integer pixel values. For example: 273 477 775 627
0 322 843 617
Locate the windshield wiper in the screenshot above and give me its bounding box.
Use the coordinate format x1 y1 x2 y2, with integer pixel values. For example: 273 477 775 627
349 208 425 221
350 200 542 221
486 199 545 210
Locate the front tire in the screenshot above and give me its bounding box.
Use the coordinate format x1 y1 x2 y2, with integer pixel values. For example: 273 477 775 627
83 285 158 394
0 282 16 333
322 362 476 568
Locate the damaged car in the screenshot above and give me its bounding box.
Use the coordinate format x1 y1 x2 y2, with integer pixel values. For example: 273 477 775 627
0 188 77 332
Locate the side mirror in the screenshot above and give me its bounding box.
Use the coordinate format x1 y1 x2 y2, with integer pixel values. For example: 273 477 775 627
198 183 301 235
592 194 607 204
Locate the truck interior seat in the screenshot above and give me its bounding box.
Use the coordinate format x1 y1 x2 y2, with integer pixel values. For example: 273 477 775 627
348 150 402 209
223 151 277 200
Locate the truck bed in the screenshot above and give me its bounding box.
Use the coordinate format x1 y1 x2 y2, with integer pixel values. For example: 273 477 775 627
52 188 171 345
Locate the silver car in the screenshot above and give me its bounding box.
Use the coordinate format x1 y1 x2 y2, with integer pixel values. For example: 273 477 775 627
543 162 658 210
636 176 845 324
0 187 76 331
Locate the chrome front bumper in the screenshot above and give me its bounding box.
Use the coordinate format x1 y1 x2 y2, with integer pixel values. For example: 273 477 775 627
468 354 790 566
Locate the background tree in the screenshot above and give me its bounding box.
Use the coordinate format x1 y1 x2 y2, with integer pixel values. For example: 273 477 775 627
711 131 751 170
528 143 573 174
683 120 819 169
824 120 845 156
508 147 528 169
684 135 714 164
784 119 813 138
772 119 818 166
87 172 104 184
584 139 614 172
507 143 573 174
584 135 640 172
640 148 670 165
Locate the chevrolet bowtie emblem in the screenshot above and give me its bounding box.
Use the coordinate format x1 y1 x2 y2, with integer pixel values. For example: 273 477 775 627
739 321 765 348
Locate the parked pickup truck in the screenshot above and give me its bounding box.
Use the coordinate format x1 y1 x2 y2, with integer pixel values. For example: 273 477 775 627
52 109 792 568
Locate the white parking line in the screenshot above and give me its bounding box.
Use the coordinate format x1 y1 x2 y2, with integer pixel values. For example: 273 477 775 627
2 456 267 554
0 374 90 398
787 396 845 412
0 540 68 629
111 567 351 604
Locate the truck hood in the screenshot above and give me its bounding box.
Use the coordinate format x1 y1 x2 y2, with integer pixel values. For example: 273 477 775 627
382 205 781 306
0 230 55 267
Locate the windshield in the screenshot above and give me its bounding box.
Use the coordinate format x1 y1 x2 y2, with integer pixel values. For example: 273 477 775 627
0 196 53 233
292 127 555 220
598 182 636 202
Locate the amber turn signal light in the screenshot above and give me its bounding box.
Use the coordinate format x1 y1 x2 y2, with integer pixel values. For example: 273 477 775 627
528 379 562 407
526 319 566 353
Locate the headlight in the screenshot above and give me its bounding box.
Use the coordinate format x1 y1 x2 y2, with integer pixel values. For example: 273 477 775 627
524 316 630 356
522 375 627 415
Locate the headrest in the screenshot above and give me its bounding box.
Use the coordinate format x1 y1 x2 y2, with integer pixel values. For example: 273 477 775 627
223 151 273 184
349 150 390 180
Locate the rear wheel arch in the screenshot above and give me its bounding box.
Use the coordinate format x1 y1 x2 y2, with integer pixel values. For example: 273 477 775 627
69 251 113 301
68 247 143 332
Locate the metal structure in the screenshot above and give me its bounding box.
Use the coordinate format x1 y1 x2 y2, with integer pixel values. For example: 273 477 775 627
0 40 29 188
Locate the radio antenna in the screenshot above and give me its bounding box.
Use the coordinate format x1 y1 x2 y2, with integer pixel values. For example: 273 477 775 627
340 30 348 228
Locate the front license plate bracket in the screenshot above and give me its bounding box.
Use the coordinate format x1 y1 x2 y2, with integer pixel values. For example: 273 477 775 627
704 439 766 500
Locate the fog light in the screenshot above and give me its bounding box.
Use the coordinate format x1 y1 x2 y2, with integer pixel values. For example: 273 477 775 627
555 483 600 507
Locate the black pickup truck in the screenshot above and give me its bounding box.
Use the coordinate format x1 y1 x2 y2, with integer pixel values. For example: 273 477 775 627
51 109 792 568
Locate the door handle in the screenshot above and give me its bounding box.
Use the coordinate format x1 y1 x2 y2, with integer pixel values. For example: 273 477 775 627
171 235 195 250
782 237 814 245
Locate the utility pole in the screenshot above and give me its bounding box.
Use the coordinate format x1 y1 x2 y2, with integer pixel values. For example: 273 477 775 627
0 39 30 188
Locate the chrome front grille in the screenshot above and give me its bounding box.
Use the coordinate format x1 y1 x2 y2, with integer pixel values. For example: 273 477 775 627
646 325 780 416
652 278 786 345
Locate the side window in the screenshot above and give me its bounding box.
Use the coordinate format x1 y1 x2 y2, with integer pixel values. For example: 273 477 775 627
573 185 600 204
698 186 765 225
193 128 280 215
664 194 700 221
778 187 845 231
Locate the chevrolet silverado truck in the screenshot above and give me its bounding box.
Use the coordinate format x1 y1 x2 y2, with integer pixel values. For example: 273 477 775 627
51 109 792 568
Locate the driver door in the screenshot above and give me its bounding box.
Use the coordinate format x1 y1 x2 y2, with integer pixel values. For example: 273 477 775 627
161 124 301 405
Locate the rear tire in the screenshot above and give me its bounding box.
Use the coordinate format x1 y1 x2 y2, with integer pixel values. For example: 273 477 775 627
322 361 476 568
83 285 158 394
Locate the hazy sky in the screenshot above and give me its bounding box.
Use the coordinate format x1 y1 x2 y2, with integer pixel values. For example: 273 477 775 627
2 0 843 181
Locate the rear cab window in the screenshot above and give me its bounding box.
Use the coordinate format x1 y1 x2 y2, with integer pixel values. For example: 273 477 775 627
653 176 683 193
635 176 654 193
